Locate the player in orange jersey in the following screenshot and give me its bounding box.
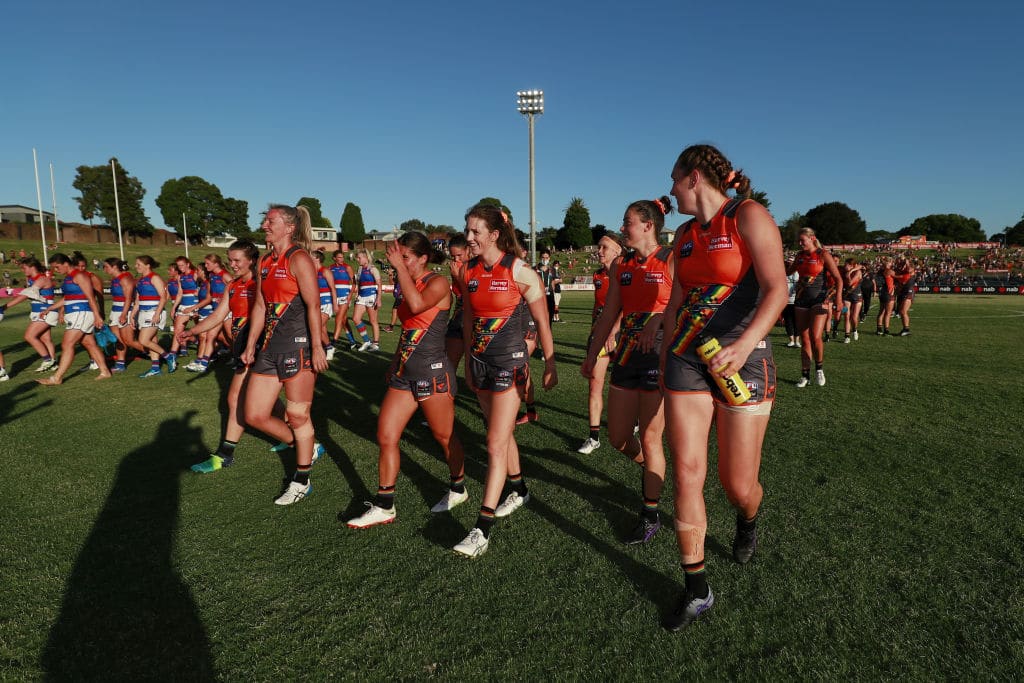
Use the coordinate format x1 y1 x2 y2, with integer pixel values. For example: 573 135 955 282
660 144 787 631
347 232 468 529
241 205 328 506
452 202 557 557
180 240 261 473
583 197 673 546
787 228 843 387
576 233 623 455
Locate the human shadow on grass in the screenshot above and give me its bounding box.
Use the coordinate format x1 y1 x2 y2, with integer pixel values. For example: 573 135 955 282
523 495 679 611
519 447 641 539
314 371 384 518
320 391 481 526
0 381 53 421
389 417 490 546
12 349 45 375
40 411 215 682
526 444 734 564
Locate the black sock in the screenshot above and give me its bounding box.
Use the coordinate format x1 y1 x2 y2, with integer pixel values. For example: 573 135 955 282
217 440 238 462
815 362 823 371
525 403 536 415
449 475 465 494
375 484 396 510
683 561 709 599
589 425 600 441
737 513 757 534
475 506 496 537
293 465 311 485
508 473 527 496
802 369 811 379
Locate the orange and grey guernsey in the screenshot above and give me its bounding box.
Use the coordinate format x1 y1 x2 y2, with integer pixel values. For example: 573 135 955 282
669 198 760 356
894 268 916 290
258 246 309 353
592 266 610 324
793 247 827 301
228 276 257 337
391 272 450 378
464 253 527 366
613 246 672 367
883 270 896 296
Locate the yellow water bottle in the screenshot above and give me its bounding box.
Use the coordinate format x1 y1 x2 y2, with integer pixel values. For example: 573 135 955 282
695 335 752 406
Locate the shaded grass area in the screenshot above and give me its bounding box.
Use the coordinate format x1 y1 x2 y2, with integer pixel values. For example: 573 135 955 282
1 294 1022 679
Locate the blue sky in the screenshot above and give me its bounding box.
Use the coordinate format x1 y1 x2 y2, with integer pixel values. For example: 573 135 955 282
4 0 1022 239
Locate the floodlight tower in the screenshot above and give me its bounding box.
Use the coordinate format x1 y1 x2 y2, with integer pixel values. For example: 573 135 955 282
516 89 544 265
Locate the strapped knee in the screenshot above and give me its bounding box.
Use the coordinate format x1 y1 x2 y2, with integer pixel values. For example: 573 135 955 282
673 520 707 558
291 422 314 439
285 400 313 439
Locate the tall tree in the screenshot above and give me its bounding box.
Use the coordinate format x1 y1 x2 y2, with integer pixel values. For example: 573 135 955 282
477 197 513 226
340 202 365 243
803 202 868 244
560 196 592 248
537 227 557 251
590 224 609 244
749 188 771 210
400 218 427 233
898 214 985 242
1002 214 1024 246
156 176 229 239
866 229 898 243
72 158 153 236
297 197 328 227
220 197 250 235
779 211 805 249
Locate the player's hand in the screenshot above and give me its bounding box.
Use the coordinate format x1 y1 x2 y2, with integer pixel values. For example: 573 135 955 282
543 359 558 390
638 314 662 353
311 345 328 373
580 353 595 379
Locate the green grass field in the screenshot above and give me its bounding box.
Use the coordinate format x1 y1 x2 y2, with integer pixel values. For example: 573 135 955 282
1 290 1022 680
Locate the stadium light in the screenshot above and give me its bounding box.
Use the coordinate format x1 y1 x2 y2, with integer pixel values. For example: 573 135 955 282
516 89 544 265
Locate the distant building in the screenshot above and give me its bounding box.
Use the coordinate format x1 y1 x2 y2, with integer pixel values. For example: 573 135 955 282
204 233 238 249
0 204 56 224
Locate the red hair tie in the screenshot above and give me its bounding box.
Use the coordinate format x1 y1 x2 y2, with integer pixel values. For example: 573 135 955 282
725 171 741 189
652 198 666 215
